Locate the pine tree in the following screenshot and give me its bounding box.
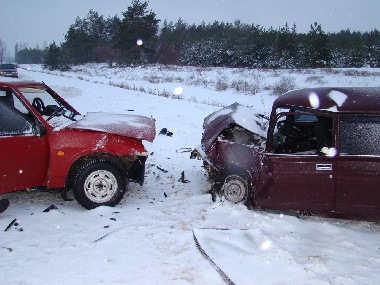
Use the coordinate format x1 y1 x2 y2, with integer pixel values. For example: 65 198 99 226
114 0 160 65
302 22 331 68
43 42 69 70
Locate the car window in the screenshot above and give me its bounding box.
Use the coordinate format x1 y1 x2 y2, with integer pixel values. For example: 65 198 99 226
340 116 380 156
17 86 79 129
0 101 34 136
293 110 318 122
272 111 333 155
0 64 16 69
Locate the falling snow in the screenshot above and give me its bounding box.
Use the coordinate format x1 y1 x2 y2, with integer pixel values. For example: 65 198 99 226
1 65 380 284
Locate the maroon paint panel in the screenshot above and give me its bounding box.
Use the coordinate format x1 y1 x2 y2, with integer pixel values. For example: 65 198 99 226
196 87 380 221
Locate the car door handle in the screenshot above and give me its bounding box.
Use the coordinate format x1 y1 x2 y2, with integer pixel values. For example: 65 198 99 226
316 164 332 171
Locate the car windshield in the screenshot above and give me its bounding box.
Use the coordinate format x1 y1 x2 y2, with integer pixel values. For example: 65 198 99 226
0 64 16 69
17 86 80 129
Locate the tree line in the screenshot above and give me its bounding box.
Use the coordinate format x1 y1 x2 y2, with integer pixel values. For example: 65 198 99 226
14 0 380 69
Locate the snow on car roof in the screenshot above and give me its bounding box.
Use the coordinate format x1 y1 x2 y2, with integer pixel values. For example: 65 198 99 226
274 87 380 113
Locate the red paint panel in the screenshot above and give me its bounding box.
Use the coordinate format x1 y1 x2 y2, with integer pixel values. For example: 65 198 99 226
0 135 49 193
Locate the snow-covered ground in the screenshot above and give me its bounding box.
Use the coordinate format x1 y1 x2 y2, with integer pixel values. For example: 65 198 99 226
1 64 380 285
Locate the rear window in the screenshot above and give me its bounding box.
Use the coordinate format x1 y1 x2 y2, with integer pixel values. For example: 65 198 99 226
0 64 16 69
340 116 380 155
294 110 318 122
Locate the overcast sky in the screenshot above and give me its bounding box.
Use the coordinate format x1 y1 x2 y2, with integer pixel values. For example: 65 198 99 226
2 0 380 57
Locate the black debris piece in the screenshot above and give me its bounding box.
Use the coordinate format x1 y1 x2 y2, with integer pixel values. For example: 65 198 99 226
1 247 13 252
159 128 168 135
43 205 58 212
159 128 173 137
157 166 168 173
4 218 17 232
178 171 191 183
164 192 168 198
0 198 10 214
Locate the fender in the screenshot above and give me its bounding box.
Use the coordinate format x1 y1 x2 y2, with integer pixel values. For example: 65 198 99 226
46 130 148 188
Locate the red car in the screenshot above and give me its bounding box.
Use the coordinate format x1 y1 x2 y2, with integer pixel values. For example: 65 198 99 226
192 87 380 221
0 81 155 209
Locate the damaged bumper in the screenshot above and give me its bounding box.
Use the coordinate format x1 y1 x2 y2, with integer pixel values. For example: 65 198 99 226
191 103 267 203
190 145 219 173
122 155 148 186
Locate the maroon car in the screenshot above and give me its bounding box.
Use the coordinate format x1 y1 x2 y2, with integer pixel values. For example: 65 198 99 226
192 87 380 221
0 81 155 209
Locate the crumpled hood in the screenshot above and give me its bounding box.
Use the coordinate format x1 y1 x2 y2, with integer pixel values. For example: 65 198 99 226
202 103 267 151
67 112 156 142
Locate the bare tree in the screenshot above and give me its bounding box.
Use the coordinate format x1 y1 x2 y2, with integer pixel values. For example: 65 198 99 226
0 38 7 64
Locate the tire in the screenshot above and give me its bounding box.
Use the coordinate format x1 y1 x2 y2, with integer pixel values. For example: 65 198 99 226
221 175 248 203
73 161 126 210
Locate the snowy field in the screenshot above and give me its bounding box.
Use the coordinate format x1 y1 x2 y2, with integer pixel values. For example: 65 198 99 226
1 64 380 284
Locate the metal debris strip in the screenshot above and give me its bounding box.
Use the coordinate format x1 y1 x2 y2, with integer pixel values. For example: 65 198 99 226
156 166 168 173
4 218 17 232
176 148 193 153
178 171 190 183
43 204 65 214
192 229 235 285
94 227 121 243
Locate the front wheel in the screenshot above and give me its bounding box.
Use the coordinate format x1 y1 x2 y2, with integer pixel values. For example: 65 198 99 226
221 175 248 203
73 161 126 209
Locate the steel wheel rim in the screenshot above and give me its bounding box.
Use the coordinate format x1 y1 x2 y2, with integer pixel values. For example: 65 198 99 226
222 176 247 203
84 170 118 203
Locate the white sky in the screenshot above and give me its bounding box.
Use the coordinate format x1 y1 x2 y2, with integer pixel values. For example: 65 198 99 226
1 0 380 56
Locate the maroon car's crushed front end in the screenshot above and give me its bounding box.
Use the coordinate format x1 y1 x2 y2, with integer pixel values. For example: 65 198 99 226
191 103 267 204
193 88 380 222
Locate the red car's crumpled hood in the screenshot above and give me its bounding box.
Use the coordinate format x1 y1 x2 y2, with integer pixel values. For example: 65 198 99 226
67 112 156 142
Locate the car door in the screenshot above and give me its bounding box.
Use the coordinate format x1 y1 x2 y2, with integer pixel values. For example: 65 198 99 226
335 116 380 217
257 112 335 213
0 101 49 193
261 154 335 212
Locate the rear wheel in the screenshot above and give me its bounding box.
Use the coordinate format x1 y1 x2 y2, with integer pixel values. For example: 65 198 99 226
221 175 248 203
73 161 126 209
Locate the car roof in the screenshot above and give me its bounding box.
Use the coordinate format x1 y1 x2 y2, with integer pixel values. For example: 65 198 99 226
273 87 380 114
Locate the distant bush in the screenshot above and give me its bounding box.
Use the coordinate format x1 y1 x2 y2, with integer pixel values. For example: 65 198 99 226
272 76 296 95
305 75 326 85
215 78 229 91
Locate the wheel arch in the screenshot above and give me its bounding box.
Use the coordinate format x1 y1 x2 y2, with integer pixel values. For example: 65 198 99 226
66 152 127 191
220 163 255 206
